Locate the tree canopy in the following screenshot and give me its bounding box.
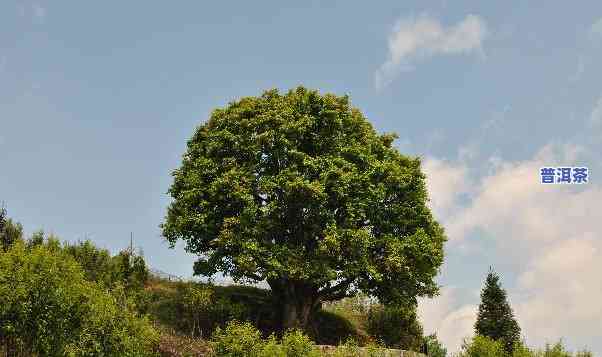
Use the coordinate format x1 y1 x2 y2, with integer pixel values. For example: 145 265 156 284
162 86 446 329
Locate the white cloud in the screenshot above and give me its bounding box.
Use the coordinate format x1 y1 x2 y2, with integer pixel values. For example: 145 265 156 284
444 144 592 249
515 235 602 349
421 143 602 354
422 158 470 220
375 14 487 88
419 288 478 354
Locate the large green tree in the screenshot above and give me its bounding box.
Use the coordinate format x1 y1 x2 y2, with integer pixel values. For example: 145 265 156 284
474 268 521 353
162 87 446 330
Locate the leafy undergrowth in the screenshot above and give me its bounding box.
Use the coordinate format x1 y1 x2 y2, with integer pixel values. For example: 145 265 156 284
209 320 412 357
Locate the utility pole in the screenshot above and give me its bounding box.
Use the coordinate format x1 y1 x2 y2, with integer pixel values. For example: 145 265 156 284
129 232 134 258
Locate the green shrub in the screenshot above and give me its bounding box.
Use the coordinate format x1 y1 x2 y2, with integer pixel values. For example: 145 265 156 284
258 335 286 357
0 241 159 356
458 335 507 357
62 239 113 285
424 333 447 357
511 342 535 357
536 341 586 357
210 321 325 357
457 337 594 357
211 320 264 357
330 339 363 357
311 309 361 346
281 329 321 357
365 304 423 350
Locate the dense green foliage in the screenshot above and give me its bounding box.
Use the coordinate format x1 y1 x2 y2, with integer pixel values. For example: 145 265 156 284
210 320 407 357
0 207 23 252
424 333 447 357
475 268 521 353
210 320 266 357
365 304 423 350
458 336 593 357
162 86 446 330
61 239 149 291
458 335 507 357
0 241 158 356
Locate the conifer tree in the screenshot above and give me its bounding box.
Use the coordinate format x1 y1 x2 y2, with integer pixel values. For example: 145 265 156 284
474 267 521 353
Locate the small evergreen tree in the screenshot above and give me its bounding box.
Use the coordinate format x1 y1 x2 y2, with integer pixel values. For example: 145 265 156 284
474 267 521 353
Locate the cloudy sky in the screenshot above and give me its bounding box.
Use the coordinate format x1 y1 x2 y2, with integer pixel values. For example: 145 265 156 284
1 1 601 354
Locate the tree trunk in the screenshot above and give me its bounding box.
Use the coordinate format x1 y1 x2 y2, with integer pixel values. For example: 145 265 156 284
270 279 321 332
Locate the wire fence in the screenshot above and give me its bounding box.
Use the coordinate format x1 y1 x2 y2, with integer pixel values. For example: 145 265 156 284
148 268 269 288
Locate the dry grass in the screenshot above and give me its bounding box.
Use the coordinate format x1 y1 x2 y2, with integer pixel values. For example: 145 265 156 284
156 326 212 357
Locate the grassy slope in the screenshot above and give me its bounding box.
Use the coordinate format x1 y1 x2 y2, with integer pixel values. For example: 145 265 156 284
144 276 367 350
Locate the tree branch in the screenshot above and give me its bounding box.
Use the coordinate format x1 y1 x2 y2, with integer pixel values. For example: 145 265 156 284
317 277 354 298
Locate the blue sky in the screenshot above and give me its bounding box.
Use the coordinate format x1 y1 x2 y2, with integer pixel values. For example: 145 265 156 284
1 1 602 354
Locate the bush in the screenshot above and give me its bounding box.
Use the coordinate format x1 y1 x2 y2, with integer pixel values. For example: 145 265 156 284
210 320 264 357
535 341 595 357
365 304 423 350
311 310 362 346
0 241 159 356
63 240 150 292
63 239 113 285
257 335 286 357
457 336 594 357
458 335 506 357
281 329 321 357
329 339 363 357
511 342 535 357
210 320 401 357
424 333 447 357
210 321 325 357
